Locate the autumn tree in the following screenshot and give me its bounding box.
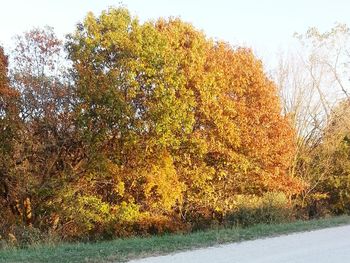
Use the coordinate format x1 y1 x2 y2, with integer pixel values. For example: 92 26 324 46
65 9 193 235
0 7 302 241
293 100 350 216
0 46 21 230
319 100 350 214
8 27 78 229
276 24 350 217
152 20 300 223
66 7 299 232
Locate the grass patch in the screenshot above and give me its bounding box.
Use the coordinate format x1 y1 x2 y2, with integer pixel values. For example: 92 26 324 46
1 215 350 263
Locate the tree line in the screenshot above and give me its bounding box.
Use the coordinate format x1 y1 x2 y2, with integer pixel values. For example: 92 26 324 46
1 7 350 243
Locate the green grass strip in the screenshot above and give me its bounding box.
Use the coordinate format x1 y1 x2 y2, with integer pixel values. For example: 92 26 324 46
1 215 350 263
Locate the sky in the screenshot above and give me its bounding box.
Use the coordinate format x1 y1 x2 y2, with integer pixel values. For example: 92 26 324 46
1 0 350 67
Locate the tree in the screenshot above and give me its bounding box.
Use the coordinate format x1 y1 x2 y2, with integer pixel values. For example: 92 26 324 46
9 27 78 228
302 100 350 216
67 7 299 231
0 46 21 229
275 24 350 217
154 20 300 222
66 9 191 235
1 7 301 240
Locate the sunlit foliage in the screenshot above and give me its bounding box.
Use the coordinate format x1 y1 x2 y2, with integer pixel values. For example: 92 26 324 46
0 7 303 242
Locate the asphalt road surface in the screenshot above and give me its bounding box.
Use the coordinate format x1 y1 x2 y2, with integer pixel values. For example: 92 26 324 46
128 225 350 263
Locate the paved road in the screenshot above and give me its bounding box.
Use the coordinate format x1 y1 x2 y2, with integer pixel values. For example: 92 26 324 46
128 225 350 263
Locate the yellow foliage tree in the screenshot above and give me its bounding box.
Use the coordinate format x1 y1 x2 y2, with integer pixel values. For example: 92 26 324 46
64 7 300 233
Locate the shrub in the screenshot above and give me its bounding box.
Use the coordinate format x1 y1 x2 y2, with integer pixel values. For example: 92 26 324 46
225 192 293 226
131 214 189 236
0 225 60 248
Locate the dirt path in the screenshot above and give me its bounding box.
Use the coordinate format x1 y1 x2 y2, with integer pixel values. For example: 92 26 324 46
128 225 350 263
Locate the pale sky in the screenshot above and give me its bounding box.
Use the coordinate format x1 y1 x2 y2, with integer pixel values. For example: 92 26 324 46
1 0 350 67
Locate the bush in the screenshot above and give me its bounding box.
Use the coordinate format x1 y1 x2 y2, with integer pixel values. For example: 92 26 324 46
0 225 60 248
57 191 143 240
133 214 189 236
225 192 293 226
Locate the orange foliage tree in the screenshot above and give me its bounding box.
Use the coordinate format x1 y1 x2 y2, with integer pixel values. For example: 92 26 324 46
0 46 21 228
0 7 301 241
66 7 300 232
154 20 301 222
